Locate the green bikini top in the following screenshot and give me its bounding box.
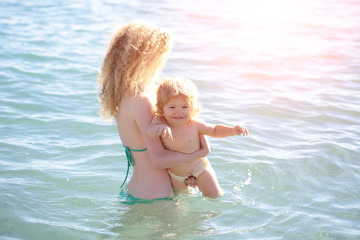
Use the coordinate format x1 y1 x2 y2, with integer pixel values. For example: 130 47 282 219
120 145 147 189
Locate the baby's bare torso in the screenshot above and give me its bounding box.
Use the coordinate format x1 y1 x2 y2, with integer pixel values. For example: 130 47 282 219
162 122 204 176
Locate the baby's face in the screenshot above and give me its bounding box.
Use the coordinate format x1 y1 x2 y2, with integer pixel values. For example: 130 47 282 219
163 96 191 127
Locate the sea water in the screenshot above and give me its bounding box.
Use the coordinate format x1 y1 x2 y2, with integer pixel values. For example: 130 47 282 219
0 0 359 239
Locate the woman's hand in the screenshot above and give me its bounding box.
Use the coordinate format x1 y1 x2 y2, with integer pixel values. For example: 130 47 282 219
184 175 198 187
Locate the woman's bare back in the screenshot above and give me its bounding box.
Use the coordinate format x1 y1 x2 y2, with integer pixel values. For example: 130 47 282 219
116 93 172 199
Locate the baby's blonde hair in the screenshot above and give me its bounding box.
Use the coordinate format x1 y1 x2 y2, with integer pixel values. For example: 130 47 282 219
156 78 200 118
97 22 171 120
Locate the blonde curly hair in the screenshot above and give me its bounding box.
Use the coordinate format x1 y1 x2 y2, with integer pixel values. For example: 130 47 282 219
97 22 171 120
155 78 200 119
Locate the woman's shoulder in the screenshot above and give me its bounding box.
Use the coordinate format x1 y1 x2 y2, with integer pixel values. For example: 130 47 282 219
126 94 154 122
130 93 152 109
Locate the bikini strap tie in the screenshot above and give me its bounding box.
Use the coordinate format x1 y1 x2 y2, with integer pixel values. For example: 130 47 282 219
120 145 146 189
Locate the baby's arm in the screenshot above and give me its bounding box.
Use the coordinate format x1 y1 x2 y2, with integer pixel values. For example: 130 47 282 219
147 117 173 141
198 120 248 138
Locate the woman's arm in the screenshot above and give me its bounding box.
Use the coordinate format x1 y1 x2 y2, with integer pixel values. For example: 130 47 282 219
135 96 209 169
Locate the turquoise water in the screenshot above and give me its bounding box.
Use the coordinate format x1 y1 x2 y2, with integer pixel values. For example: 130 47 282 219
1 0 360 239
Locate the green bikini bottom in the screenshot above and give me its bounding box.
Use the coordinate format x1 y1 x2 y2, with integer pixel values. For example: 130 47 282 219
119 145 173 204
119 190 173 205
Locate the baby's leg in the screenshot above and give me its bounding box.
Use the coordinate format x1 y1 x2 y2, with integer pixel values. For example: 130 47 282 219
170 176 189 194
197 165 223 198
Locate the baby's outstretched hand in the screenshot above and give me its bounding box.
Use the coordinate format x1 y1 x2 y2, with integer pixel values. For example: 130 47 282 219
156 124 173 141
233 125 248 136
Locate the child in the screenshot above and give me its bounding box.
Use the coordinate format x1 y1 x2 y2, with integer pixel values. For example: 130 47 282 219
148 78 248 198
